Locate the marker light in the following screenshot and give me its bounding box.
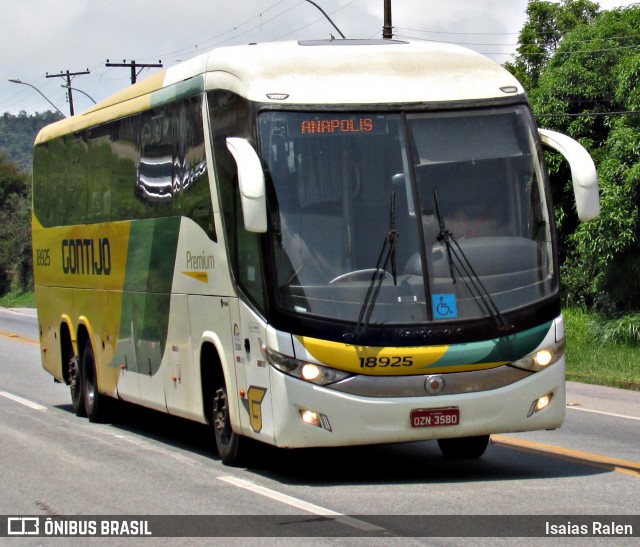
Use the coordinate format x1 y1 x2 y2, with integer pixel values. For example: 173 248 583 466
511 339 565 372
260 341 351 386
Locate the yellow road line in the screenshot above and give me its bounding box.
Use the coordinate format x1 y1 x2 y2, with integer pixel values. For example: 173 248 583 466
492 434 640 476
0 330 40 347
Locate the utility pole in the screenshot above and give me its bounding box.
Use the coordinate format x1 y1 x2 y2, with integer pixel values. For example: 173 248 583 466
105 59 163 85
382 0 393 39
46 69 90 116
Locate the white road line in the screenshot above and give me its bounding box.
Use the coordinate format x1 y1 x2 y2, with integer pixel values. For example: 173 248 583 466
0 391 47 411
567 405 640 422
218 476 384 532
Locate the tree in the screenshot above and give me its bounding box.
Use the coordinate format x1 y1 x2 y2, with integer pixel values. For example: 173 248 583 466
509 3 640 311
0 153 32 294
504 0 600 89
0 110 62 171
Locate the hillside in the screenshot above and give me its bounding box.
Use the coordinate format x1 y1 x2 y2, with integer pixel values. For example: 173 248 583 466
0 111 63 172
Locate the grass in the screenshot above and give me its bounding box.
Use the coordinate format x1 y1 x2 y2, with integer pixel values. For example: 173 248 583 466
564 307 640 391
1 291 637 390
0 289 36 308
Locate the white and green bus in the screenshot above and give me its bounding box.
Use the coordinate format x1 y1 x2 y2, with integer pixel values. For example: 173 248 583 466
32 39 599 465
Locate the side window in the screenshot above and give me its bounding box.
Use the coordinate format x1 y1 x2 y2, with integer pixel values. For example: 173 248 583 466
32 93 214 233
87 124 114 222
208 90 265 310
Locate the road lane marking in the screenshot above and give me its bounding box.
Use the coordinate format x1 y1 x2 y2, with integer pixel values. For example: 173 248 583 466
218 476 385 532
492 435 640 477
567 405 640 422
0 329 40 347
0 391 47 411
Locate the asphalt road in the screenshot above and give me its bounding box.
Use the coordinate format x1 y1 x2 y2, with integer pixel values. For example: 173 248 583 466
1 307 638 545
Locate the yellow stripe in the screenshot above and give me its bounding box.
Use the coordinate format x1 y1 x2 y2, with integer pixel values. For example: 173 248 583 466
297 335 507 376
0 330 40 347
35 71 165 143
297 335 449 376
492 434 640 476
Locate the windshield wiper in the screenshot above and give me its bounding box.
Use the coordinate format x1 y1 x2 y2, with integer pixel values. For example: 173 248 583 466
353 191 398 338
433 191 510 331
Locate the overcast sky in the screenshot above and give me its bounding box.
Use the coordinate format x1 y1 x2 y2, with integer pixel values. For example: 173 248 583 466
1 0 637 115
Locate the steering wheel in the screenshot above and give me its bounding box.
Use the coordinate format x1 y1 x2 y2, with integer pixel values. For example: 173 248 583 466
329 268 393 284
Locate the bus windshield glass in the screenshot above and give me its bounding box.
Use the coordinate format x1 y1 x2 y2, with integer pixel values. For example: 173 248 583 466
258 106 555 326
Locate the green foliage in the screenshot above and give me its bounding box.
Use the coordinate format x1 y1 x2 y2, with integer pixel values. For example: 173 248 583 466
0 289 36 308
589 312 640 346
564 307 640 389
509 2 640 312
504 0 599 89
0 110 63 171
0 153 32 295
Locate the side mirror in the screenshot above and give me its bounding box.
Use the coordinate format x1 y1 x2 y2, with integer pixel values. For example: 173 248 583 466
226 137 268 233
538 128 600 221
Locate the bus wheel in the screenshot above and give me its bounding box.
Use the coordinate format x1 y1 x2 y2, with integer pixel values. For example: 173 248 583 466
212 385 243 466
437 435 490 459
81 343 107 423
68 353 86 417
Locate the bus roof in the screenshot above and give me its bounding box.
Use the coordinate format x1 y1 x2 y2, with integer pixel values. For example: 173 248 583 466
36 39 524 143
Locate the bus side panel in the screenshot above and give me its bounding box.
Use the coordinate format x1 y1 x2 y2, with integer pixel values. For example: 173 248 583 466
73 287 122 396
229 302 274 444
187 294 238 426
163 293 200 421
34 285 74 382
32 218 131 389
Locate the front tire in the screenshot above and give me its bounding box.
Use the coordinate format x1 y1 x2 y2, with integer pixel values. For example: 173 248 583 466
437 435 490 459
212 384 244 466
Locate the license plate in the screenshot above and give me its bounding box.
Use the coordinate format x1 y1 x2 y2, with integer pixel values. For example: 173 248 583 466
411 407 459 428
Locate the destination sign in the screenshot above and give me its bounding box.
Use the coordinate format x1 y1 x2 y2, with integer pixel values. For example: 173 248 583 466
296 114 386 136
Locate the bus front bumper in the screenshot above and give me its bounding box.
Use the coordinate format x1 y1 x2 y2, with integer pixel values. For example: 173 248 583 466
267 359 565 449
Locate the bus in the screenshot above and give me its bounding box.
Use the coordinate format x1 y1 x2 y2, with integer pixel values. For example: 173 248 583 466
32 39 599 466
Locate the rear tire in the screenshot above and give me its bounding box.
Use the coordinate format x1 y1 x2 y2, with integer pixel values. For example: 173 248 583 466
212 384 244 466
68 353 86 417
81 343 108 423
437 435 490 459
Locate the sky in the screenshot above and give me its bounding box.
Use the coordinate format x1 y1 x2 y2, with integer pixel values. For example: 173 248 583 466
1 0 638 116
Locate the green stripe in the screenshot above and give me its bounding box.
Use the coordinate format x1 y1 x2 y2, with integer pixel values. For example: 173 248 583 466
424 321 553 369
150 75 205 109
114 217 181 375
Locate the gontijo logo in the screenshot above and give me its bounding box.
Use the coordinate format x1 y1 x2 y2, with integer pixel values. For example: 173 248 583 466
61 238 111 275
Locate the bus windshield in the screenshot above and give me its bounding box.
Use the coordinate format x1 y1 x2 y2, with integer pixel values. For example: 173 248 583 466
258 106 555 326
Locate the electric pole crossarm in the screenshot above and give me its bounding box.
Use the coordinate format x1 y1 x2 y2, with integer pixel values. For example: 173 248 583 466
105 60 163 85
46 69 90 116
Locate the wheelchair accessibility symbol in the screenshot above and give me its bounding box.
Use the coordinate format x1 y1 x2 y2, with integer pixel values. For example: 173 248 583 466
432 294 458 319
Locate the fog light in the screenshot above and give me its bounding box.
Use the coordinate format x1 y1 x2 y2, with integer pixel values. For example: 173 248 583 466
300 409 321 427
299 409 332 431
536 394 551 411
528 392 553 417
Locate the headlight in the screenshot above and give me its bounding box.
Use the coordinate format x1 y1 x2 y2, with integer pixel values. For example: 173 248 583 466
510 338 565 372
260 342 351 386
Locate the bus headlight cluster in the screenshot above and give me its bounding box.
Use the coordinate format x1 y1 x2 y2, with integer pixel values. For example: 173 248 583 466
260 343 351 386
510 339 565 372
